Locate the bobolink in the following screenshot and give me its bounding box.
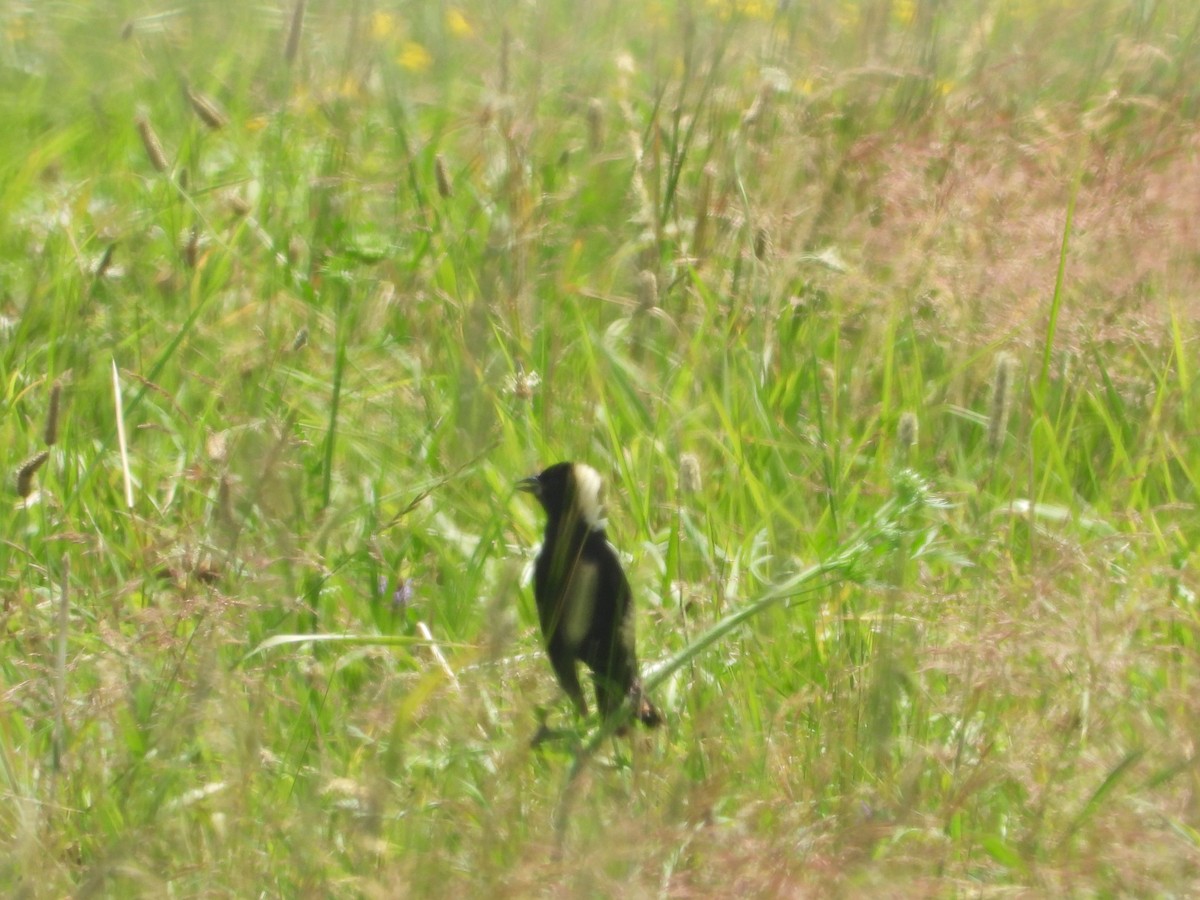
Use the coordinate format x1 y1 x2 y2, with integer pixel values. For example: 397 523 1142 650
518 462 662 729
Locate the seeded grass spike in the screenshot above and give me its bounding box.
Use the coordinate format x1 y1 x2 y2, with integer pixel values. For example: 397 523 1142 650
135 112 169 173
45 380 61 446
186 86 227 130
678 452 702 495
284 0 305 65
16 451 50 499
897 411 918 465
434 154 452 199
988 352 1016 454
586 98 605 151
636 270 658 313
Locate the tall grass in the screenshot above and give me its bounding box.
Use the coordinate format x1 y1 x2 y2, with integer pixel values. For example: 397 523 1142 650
1 0 1199 893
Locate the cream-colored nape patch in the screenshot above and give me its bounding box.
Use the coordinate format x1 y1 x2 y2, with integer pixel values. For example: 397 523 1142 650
571 463 605 530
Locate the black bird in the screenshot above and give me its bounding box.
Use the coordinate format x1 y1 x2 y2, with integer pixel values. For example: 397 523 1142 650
518 461 662 729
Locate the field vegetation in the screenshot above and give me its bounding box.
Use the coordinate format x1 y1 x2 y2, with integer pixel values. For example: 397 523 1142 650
2 0 1199 894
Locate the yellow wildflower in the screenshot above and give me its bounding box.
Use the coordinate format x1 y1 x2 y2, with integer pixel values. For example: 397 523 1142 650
446 9 473 38
371 12 397 40
398 41 432 72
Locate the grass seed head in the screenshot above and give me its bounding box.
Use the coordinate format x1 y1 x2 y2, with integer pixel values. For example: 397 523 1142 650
16 450 50 498
692 163 718 261
636 270 658 312
587 98 605 151
217 474 235 528
94 243 117 278
897 411 918 456
135 113 170 173
753 226 771 261
183 226 202 268
228 193 251 217
45 381 61 447
284 0 305 65
186 87 228 130
988 353 1016 454
434 154 452 198
508 367 540 401
679 453 703 494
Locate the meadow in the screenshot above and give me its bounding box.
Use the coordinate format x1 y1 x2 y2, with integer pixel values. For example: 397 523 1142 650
2 0 1199 894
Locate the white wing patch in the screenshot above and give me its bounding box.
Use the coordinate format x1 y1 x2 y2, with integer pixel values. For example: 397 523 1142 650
572 463 605 531
562 560 598 647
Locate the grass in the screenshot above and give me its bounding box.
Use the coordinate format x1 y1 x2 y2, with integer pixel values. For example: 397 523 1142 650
2 0 1200 894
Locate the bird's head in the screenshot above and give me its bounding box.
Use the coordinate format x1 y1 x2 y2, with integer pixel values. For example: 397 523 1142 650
518 461 605 531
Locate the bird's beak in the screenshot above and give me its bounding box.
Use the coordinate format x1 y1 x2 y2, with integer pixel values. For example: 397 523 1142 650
517 476 540 496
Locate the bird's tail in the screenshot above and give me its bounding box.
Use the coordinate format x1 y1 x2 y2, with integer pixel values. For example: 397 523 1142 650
629 678 662 728
595 675 663 730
